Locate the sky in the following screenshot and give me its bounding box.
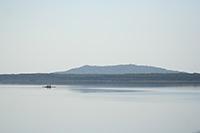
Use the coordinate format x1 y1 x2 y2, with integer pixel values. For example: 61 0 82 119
0 0 200 74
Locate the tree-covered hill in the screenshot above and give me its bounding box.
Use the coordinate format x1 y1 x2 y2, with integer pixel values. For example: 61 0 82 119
56 64 180 74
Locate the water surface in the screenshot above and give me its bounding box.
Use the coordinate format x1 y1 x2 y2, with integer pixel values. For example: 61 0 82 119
0 85 200 133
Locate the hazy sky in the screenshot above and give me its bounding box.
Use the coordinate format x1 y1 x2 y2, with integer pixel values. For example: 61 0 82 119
0 0 200 74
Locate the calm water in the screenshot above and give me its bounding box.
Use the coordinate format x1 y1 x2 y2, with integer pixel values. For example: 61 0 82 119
0 85 200 133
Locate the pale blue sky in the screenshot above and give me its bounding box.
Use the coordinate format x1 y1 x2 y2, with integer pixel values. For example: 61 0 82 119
0 0 200 74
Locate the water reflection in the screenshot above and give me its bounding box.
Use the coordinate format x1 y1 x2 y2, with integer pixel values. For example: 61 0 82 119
70 88 146 93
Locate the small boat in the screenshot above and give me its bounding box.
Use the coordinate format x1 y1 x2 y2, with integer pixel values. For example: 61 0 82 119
43 85 56 89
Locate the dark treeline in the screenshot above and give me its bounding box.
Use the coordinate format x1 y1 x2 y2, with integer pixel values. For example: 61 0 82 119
0 73 200 86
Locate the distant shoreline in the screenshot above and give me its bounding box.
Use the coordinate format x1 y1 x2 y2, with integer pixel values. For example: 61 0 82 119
0 73 200 87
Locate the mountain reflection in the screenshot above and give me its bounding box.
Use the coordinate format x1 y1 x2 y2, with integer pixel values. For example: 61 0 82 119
70 88 145 93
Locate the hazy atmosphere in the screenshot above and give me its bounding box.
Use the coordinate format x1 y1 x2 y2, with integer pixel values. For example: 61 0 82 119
1 0 200 74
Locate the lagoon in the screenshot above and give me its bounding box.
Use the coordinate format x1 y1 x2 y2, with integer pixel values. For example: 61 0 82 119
0 85 200 133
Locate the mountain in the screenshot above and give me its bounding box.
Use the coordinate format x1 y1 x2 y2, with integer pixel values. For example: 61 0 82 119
56 64 180 74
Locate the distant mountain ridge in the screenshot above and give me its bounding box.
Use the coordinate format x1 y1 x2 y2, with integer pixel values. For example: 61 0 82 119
56 64 180 74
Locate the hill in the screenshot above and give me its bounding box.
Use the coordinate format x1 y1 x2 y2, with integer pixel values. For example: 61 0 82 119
56 64 180 74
